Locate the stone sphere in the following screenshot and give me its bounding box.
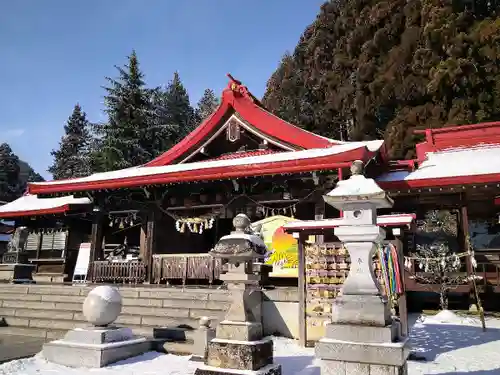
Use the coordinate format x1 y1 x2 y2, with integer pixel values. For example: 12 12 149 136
199 316 211 328
82 286 122 327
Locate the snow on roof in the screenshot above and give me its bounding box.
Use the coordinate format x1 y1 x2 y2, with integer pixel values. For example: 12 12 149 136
0 194 91 218
30 140 384 188
283 213 416 231
326 174 385 197
377 145 500 185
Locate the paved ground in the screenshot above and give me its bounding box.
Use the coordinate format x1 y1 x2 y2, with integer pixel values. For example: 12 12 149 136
0 335 45 364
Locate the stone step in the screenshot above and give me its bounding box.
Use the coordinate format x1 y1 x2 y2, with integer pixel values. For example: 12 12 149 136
0 285 231 302
0 308 217 330
0 317 199 340
0 284 228 353
157 339 196 356
0 325 67 340
0 300 226 320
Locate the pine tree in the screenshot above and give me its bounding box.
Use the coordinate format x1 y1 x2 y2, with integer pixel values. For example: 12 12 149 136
164 72 196 140
48 104 92 180
195 88 220 124
97 50 153 171
263 0 500 158
0 143 22 202
148 86 182 157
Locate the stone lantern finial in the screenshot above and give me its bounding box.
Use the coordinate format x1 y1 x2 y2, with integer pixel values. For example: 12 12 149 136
233 213 251 233
350 160 364 176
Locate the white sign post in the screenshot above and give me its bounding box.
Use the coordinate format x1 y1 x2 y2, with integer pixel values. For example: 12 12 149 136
72 242 91 285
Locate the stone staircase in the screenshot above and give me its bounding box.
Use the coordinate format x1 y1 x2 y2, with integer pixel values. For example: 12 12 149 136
0 284 230 354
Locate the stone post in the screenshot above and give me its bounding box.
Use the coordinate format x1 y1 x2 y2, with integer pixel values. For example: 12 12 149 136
191 317 216 362
316 160 410 375
195 214 281 375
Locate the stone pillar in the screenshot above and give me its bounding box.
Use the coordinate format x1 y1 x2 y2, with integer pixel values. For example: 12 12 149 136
316 160 410 375
195 214 281 375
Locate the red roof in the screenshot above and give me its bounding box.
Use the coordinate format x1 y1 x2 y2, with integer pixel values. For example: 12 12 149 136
378 122 500 190
414 121 500 161
145 74 341 167
27 142 382 195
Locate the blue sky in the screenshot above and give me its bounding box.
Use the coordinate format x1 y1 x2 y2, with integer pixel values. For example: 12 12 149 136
0 0 325 180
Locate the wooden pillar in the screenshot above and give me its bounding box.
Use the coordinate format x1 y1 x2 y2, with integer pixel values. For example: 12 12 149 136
89 213 105 262
460 205 473 300
297 232 307 347
140 207 157 284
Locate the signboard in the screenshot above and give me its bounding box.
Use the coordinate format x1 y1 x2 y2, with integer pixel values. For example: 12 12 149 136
72 242 91 284
252 215 299 278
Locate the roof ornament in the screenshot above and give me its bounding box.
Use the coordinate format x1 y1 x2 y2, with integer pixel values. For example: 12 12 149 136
227 73 250 98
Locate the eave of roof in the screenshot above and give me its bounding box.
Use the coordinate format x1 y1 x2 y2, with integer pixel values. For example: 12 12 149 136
28 141 383 195
0 194 92 219
283 213 416 232
377 144 500 190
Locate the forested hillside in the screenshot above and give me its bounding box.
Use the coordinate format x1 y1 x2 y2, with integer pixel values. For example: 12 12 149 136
263 0 500 159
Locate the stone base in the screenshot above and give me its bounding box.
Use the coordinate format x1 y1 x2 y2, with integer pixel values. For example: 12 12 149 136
316 337 410 367
63 327 134 344
331 295 392 327
325 321 399 344
216 321 263 341
321 360 407 375
195 363 282 375
207 337 273 371
42 327 150 368
0 264 35 283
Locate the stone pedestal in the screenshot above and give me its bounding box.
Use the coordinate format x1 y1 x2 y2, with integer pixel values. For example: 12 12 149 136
195 214 281 375
43 327 150 368
42 286 150 368
317 160 410 375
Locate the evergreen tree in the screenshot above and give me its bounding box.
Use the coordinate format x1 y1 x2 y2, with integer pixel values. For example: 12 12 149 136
263 0 500 158
26 168 44 183
164 72 196 140
148 86 182 157
195 88 220 124
97 50 153 171
0 143 22 201
48 104 92 180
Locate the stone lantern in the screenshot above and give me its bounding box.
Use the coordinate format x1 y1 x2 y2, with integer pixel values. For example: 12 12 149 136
316 160 409 375
0 226 35 283
195 214 281 375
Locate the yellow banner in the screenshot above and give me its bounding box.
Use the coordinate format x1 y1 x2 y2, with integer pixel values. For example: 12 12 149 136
252 215 299 278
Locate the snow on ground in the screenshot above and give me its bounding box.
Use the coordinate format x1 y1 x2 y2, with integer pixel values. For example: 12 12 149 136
1 311 500 375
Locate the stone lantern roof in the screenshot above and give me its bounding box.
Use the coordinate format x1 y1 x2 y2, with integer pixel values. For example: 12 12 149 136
323 160 393 211
209 214 267 261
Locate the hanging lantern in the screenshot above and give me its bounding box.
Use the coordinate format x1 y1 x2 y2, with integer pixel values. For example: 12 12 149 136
119 219 124 229
199 194 208 204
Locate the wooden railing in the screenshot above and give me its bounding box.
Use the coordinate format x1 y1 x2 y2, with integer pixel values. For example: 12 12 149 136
152 254 222 285
90 260 146 284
